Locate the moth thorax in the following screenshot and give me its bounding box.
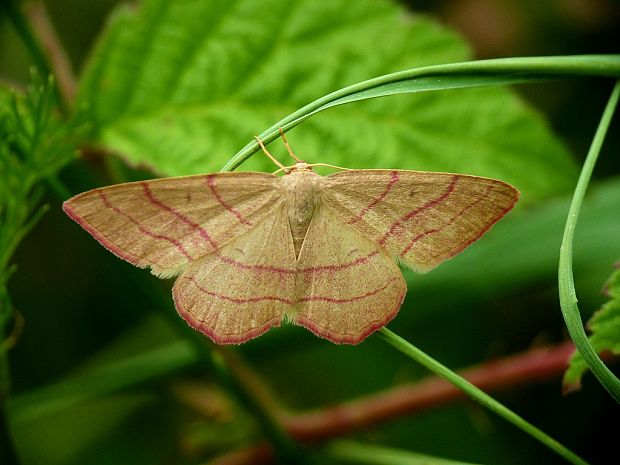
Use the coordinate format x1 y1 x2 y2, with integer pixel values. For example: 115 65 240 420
283 170 320 257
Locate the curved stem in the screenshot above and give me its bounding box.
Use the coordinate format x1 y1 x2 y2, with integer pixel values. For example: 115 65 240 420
221 55 620 172
378 328 589 465
558 80 620 402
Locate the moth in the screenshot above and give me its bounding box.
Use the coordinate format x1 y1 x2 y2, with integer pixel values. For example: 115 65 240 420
63 132 519 344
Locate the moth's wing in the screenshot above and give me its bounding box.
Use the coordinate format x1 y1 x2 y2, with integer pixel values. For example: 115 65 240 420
321 170 519 272
63 172 284 277
173 202 297 344
294 204 406 344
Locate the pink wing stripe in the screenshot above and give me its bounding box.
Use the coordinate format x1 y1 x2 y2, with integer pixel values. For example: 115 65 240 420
378 175 459 246
297 276 400 304
63 202 169 269
98 190 193 260
141 182 218 249
215 255 294 275
399 182 496 257
296 285 406 344
216 250 379 275
183 275 398 306
185 277 294 304
347 170 399 225
206 175 252 226
429 186 519 261
173 287 281 345
299 250 380 274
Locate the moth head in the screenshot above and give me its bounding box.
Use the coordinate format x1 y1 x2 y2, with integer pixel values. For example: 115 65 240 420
288 162 313 172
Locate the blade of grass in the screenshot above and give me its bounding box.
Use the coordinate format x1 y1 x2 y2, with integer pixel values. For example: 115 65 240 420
222 55 620 171
0 0 51 82
325 439 481 465
378 328 589 465
8 340 196 424
558 80 620 402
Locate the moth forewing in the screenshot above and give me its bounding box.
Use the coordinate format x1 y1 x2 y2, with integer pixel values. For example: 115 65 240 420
321 169 519 272
63 172 286 278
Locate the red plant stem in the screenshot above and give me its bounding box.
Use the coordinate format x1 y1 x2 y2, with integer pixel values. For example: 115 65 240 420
209 341 578 465
24 1 76 106
283 340 576 441
208 444 273 465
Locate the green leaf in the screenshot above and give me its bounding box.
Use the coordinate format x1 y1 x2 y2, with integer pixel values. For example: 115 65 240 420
78 0 577 202
564 265 620 391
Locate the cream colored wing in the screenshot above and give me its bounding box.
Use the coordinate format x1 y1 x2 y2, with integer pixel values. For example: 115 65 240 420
293 204 406 344
173 202 297 344
63 172 284 277
321 170 519 272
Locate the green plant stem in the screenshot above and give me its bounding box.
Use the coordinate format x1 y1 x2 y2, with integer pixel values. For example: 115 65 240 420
1 0 50 79
378 328 589 465
326 439 479 465
558 80 620 402
222 55 620 171
23 2 77 105
0 0 67 115
45 175 72 201
0 205 48 274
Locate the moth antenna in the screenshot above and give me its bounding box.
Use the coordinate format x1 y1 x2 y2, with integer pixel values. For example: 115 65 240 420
255 136 286 170
308 163 352 172
279 128 303 163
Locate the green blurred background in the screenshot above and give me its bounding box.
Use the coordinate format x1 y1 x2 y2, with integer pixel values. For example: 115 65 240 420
1 1 619 464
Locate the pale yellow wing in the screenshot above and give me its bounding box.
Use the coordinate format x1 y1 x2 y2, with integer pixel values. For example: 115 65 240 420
321 170 519 272
63 172 284 277
293 204 406 344
173 202 297 344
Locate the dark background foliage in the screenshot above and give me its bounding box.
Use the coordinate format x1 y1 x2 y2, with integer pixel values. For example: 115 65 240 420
0 1 619 464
